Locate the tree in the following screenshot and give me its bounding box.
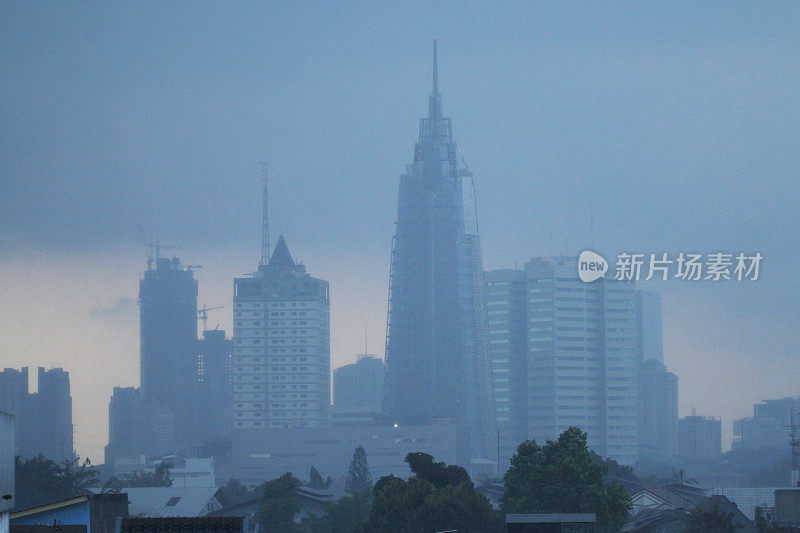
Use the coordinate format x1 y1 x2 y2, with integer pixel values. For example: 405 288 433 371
363 455 503 532
405 452 470 488
686 503 740 532
501 427 631 532
103 461 173 491
15 455 98 510
307 465 332 490
306 490 371 533
255 472 301 533
215 479 252 507
346 446 372 494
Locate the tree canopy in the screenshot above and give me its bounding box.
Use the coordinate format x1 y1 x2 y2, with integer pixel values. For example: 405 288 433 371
363 454 502 532
255 472 301 533
501 427 631 532
15 455 98 511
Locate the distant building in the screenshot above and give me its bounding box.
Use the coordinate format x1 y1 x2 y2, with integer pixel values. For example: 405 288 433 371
679 415 722 461
383 41 493 465
232 235 331 430
104 387 176 469
637 359 678 460
733 397 800 451
635 291 664 364
332 356 384 425
196 329 233 440
1 412 13 529
139 255 199 448
485 257 639 465
0 367 73 461
484 269 528 468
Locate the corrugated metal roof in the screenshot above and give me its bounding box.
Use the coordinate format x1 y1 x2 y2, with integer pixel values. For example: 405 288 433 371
93 487 221 518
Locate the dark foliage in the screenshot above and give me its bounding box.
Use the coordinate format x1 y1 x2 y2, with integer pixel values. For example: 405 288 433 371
501 427 630 533
14 454 98 511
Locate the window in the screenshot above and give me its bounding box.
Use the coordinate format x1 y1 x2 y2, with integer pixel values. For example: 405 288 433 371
166 497 181 507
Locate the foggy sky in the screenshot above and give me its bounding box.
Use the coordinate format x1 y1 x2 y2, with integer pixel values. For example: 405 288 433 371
1 3 799 462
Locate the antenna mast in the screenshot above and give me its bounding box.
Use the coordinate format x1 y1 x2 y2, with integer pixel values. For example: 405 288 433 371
259 162 270 267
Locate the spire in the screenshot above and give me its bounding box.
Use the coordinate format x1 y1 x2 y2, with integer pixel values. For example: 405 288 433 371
428 39 442 119
259 162 270 268
432 39 438 96
268 234 294 267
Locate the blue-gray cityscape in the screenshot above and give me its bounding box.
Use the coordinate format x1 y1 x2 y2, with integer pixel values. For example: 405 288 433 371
2 4 799 532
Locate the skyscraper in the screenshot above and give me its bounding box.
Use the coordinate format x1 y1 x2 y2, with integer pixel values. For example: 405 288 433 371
139 255 199 409
232 235 331 429
383 41 492 462
139 254 199 449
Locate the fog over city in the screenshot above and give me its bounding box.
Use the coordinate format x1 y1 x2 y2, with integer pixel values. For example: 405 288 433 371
2 2 799 471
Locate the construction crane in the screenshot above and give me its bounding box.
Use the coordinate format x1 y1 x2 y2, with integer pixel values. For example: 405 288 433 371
198 304 224 332
183 265 202 272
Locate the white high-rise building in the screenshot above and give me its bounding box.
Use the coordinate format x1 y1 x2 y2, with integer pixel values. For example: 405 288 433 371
486 257 640 465
232 235 331 429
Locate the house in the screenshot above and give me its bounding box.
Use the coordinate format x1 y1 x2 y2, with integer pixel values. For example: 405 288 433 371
91 487 221 518
10 494 128 533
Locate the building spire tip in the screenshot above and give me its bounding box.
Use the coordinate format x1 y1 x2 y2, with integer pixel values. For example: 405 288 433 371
432 39 438 95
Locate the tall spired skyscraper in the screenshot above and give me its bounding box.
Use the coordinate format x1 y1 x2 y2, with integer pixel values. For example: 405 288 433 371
384 41 492 462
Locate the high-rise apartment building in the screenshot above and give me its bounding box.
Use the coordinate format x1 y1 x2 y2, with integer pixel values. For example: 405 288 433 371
232 236 331 429
383 41 492 463
0 367 74 460
485 257 639 465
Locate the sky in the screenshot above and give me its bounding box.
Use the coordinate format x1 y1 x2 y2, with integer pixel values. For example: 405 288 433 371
1 2 799 462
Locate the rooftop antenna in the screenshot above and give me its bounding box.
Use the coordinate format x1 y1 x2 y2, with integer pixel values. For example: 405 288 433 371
259 161 270 268
364 321 368 356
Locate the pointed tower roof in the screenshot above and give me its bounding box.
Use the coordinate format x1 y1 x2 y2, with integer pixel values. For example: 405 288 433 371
268 235 294 267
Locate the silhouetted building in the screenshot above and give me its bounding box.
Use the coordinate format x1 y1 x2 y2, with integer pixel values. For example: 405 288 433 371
332 355 384 425
196 329 233 439
139 255 199 447
637 359 678 459
232 235 331 429
733 397 800 451
0 366 73 460
679 415 722 461
636 291 664 364
485 257 639 465
104 386 176 469
383 41 492 464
